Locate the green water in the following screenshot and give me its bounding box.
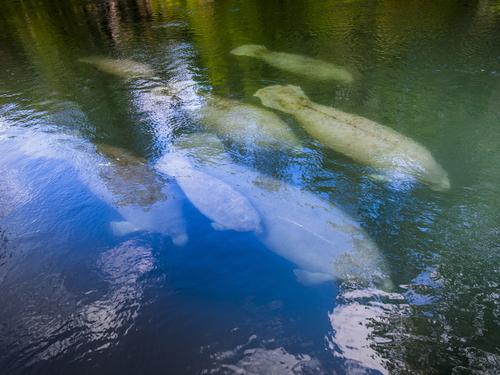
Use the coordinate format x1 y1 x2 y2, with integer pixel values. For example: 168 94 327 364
1 0 500 374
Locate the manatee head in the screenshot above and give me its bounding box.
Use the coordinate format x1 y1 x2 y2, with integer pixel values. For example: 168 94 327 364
231 45 268 57
415 158 451 191
254 85 311 113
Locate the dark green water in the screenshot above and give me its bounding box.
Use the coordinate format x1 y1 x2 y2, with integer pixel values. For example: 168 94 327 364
1 0 500 374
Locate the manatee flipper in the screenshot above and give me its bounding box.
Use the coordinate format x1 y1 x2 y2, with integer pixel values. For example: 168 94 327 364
364 174 391 182
294 269 335 286
111 221 141 236
171 232 189 247
211 222 230 231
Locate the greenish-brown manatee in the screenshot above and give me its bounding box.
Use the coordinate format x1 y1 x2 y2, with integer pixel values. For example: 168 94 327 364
254 85 450 191
89 144 188 246
78 56 155 79
231 45 354 83
191 95 303 153
18 131 188 247
151 86 303 153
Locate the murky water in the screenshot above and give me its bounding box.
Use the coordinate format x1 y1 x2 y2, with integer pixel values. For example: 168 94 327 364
1 0 500 374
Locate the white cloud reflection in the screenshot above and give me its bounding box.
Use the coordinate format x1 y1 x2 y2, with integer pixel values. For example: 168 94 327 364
327 289 406 375
2 238 154 368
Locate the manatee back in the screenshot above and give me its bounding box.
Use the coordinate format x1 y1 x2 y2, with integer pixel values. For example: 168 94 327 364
196 96 302 152
158 135 262 233
78 56 155 79
231 45 267 57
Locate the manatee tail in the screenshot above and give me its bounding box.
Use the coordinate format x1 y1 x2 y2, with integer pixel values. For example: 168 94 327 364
171 232 188 247
254 85 310 113
231 45 267 57
78 56 106 65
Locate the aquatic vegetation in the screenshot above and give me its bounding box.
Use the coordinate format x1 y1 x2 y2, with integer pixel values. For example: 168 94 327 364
78 56 155 79
255 84 450 191
93 143 188 246
165 133 393 290
231 45 354 83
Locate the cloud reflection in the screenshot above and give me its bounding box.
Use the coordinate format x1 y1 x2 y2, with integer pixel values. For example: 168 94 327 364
327 289 405 375
209 334 325 375
1 238 154 370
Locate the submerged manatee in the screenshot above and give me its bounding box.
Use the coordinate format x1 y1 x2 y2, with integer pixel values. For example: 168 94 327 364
90 144 188 246
254 85 450 191
192 95 302 152
156 152 262 233
231 45 354 83
169 133 393 290
78 56 155 79
12 130 188 246
151 87 303 153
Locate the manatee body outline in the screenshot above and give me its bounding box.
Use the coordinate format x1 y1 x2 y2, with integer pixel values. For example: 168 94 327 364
231 45 354 83
156 152 262 233
93 144 188 246
150 87 303 153
78 56 155 79
18 131 189 247
168 133 393 290
254 84 450 191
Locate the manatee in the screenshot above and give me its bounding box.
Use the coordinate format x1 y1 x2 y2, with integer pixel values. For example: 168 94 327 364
149 88 304 153
170 133 393 290
11 129 188 246
254 85 450 191
78 56 155 79
231 45 354 83
156 152 262 233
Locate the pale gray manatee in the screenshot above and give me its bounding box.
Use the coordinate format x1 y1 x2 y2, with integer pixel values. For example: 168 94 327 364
78 56 155 79
156 152 262 233
168 133 393 290
151 86 303 153
231 45 354 83
254 85 451 191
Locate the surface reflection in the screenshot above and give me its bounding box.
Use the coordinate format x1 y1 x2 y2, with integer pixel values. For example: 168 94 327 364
212 343 323 374
328 290 404 375
1 238 154 371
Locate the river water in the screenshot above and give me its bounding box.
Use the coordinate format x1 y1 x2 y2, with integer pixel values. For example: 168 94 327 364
1 0 499 374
